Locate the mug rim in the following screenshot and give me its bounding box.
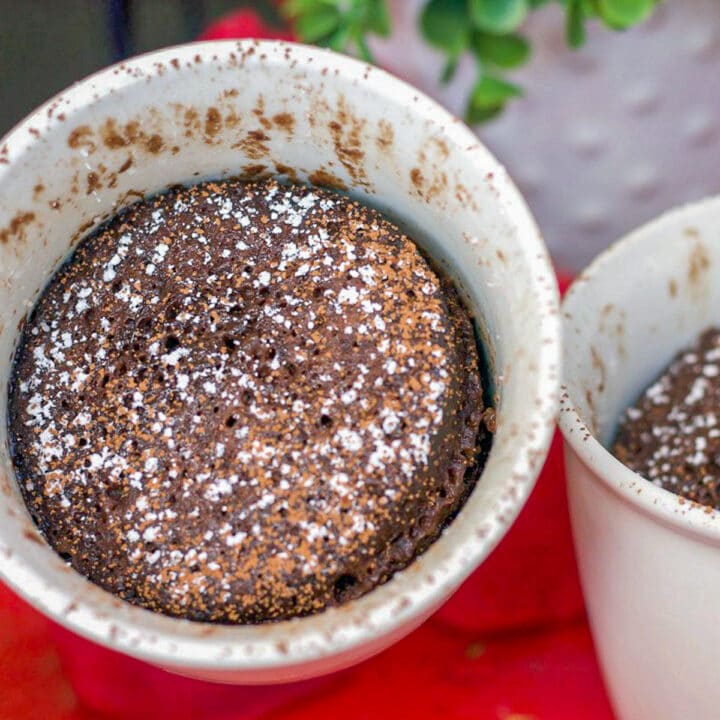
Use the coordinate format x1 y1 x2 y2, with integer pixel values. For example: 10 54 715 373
0 39 560 674
560 196 720 543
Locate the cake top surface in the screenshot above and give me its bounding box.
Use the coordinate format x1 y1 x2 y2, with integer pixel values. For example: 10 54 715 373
10 179 484 621
613 327 720 510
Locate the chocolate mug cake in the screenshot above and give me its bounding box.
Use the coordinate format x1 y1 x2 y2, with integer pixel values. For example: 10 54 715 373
8 178 493 623
613 327 720 511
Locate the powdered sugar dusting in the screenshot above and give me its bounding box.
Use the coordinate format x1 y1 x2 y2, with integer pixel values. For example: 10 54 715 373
10 179 487 623
614 328 720 509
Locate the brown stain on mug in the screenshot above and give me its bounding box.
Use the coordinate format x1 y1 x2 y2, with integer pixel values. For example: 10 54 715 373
204 107 222 138
687 241 710 287
274 163 298 181
410 168 424 194
455 183 471 206
23 528 44 546
376 120 394 150
0 211 36 245
224 109 241 129
67 125 96 153
414 138 453 204
99 119 164 154
425 171 448 203
431 137 449 159
86 171 103 195
144 134 164 154
233 130 270 159
327 96 367 184
118 156 133 174
590 345 607 396
272 112 295 135
241 163 269 178
182 108 201 138
252 96 273 131
101 119 127 148
308 169 347 191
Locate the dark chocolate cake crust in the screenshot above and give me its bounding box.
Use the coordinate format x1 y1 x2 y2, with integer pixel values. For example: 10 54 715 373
613 327 720 511
9 179 490 623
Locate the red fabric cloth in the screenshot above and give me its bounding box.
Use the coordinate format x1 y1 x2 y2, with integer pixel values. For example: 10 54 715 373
2 582 614 720
0 7 609 715
198 9 293 42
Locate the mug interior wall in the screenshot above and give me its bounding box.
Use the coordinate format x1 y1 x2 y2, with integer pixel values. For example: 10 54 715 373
564 200 720 448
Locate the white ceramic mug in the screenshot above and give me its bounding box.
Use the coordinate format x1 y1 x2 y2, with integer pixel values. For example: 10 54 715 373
560 197 720 720
0 41 559 683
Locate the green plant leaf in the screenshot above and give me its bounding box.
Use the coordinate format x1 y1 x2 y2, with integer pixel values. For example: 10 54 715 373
468 0 529 34
284 0 336 18
471 31 530 68
289 0 660 125
470 73 522 111
295 6 341 42
366 0 391 36
466 102 504 124
441 55 460 83
327 23 351 51
565 0 586 47
420 0 470 55
597 0 655 28
466 72 522 122
355 31 374 61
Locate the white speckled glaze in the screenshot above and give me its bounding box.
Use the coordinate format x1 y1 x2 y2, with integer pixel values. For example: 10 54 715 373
561 198 720 720
0 41 559 683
